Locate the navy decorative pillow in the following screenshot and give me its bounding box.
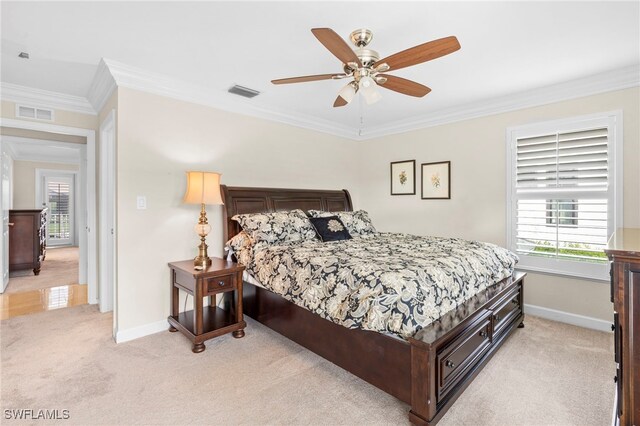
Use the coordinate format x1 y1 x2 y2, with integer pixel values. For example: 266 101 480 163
307 210 377 236
309 216 352 242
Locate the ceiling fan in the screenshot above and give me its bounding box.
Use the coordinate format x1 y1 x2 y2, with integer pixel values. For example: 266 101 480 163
271 28 461 107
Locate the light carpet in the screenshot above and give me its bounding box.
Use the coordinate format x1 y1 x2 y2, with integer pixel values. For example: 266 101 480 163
0 305 614 425
6 247 79 294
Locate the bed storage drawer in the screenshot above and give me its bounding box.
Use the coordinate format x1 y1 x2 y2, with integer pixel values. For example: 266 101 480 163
436 310 492 401
490 286 522 339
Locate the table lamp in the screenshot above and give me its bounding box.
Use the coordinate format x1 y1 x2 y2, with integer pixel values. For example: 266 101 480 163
183 171 223 267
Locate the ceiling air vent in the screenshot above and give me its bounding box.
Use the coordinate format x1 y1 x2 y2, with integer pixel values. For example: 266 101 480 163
228 85 260 98
16 104 54 121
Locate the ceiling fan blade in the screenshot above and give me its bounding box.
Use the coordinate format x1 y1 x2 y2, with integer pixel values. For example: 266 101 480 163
311 28 362 67
375 36 460 71
333 95 348 107
377 75 431 97
271 73 345 85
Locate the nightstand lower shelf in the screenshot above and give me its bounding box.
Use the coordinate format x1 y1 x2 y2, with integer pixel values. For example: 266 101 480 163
168 306 246 352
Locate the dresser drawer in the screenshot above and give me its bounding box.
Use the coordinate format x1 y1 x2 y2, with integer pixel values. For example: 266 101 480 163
204 274 235 295
437 310 492 401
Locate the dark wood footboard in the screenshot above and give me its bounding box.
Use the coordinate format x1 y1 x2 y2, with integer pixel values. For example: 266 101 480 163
241 272 525 425
409 272 525 425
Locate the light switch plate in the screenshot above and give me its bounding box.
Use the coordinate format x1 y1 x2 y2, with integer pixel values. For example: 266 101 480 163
136 195 147 210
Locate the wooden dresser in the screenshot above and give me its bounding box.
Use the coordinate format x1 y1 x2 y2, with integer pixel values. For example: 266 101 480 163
605 228 640 426
8 209 47 275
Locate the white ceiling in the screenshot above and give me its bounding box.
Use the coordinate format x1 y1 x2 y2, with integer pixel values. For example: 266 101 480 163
2 1 639 133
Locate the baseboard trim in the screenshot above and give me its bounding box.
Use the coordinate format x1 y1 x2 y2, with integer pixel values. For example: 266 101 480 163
115 319 168 343
524 303 612 332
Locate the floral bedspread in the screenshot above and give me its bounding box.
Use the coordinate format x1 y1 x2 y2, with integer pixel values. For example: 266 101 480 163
245 233 518 339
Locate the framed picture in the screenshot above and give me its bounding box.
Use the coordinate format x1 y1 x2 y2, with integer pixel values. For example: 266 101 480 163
390 160 416 195
421 161 451 199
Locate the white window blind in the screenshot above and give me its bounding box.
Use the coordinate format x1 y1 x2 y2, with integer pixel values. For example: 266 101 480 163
507 112 621 281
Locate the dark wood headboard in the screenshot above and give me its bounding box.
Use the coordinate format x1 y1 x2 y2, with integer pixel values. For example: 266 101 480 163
220 185 353 243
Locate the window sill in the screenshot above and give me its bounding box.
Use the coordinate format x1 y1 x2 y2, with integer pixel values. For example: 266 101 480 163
515 255 609 282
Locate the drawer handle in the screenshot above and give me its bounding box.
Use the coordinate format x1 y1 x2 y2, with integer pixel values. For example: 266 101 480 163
511 299 518 305
445 360 455 369
479 330 487 338
613 375 618 383
218 280 225 287
8 222 14 226
495 314 501 321
611 324 615 332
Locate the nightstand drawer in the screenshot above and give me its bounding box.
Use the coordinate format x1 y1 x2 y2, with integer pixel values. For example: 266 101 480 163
205 274 234 295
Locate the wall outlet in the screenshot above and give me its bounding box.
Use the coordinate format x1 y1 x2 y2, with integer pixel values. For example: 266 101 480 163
136 196 147 210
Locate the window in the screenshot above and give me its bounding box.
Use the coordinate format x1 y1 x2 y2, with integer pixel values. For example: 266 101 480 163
545 200 577 227
506 112 622 281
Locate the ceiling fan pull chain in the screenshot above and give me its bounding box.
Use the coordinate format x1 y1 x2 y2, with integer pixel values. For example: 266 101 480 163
358 94 364 136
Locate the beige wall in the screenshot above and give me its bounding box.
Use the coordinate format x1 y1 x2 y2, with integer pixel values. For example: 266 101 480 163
356 87 640 322
115 88 360 331
0 127 86 144
12 160 79 209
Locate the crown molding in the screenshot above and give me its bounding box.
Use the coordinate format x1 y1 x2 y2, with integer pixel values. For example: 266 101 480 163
101 58 358 140
0 82 96 116
359 65 640 140
3 135 81 165
4 60 636 140
100 59 639 141
87 58 117 113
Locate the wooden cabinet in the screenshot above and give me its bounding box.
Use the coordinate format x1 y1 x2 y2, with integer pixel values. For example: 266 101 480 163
605 228 640 426
8 209 47 275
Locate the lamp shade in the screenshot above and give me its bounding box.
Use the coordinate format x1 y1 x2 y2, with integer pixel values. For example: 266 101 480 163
183 171 223 205
337 82 357 104
359 76 382 105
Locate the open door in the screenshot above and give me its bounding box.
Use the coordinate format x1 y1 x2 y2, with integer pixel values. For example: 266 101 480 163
99 110 116 315
1 143 11 292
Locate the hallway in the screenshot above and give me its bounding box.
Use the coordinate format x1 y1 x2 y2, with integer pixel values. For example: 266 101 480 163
1 247 86 319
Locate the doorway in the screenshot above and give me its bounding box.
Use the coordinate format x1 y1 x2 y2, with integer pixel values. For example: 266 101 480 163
0 120 97 322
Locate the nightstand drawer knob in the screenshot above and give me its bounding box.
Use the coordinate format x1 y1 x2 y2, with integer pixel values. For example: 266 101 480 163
218 280 225 286
479 330 487 338
445 360 455 369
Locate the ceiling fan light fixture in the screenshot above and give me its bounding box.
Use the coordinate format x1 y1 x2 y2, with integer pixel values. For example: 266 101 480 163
362 88 382 105
359 75 374 90
338 81 358 104
359 76 381 105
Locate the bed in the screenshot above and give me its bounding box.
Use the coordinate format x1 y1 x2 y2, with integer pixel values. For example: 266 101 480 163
221 185 525 425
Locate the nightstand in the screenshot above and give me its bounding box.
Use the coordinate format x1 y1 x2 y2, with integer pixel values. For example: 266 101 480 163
167 258 246 353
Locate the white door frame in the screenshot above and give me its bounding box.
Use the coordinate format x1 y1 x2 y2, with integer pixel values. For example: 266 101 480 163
36 169 79 247
0 118 98 304
99 109 116 318
0 141 13 292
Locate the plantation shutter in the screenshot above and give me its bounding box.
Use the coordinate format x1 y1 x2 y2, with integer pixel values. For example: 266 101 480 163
48 181 71 240
513 126 609 262
516 127 608 190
